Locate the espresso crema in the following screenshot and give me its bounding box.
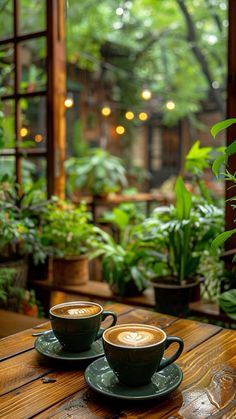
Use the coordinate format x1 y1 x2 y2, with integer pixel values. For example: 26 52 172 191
51 303 101 318
105 325 164 347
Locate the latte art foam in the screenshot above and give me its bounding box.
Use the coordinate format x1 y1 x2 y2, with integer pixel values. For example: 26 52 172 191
118 331 156 346
51 303 101 318
105 325 164 347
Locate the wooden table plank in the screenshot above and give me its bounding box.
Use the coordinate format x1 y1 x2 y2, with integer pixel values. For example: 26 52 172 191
0 351 53 397
0 304 235 419
0 322 51 361
0 370 87 419
0 303 132 361
36 329 236 419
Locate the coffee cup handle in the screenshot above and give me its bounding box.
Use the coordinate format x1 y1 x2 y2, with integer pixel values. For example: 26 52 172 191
159 336 184 371
96 311 117 340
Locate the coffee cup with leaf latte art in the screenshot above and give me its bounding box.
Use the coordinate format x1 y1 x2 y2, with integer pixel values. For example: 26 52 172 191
49 301 117 352
103 324 184 386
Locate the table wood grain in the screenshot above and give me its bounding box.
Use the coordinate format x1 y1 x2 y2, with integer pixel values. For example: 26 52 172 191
0 302 236 418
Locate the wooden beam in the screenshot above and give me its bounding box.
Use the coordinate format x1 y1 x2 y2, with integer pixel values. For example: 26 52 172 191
46 0 66 198
226 0 236 250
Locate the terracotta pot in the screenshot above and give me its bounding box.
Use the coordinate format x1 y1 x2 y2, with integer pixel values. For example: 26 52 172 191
151 277 203 316
52 255 89 286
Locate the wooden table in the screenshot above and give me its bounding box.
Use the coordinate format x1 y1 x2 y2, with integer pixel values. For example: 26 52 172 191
1 302 236 418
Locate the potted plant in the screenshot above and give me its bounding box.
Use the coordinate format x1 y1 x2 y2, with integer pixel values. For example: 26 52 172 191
65 147 128 198
90 204 151 296
210 118 236 315
0 267 43 316
0 177 50 284
40 197 102 285
136 177 223 315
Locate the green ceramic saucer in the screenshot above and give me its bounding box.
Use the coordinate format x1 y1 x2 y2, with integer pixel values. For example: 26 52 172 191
34 330 104 361
85 356 183 400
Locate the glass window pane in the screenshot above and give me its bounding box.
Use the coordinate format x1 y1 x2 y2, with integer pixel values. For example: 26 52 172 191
19 0 46 35
0 43 14 96
0 100 15 148
0 0 13 41
19 96 46 149
0 156 15 179
22 157 47 191
19 37 46 93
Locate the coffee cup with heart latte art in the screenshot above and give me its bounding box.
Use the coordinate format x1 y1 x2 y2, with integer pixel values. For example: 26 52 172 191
103 324 184 386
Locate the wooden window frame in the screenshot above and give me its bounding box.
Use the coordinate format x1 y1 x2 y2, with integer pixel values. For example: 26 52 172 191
0 0 65 197
226 0 236 250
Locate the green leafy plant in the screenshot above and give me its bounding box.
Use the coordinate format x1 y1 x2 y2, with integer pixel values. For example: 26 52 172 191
219 289 236 320
0 268 23 303
211 118 236 258
137 177 223 285
184 140 224 204
90 206 152 296
0 176 49 263
40 198 101 258
65 148 128 197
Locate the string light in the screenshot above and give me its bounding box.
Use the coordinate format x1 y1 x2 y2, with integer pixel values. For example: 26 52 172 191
35 134 43 143
20 127 29 137
166 100 175 110
116 125 125 135
125 111 134 120
64 93 74 108
138 112 148 121
101 106 111 116
141 88 152 100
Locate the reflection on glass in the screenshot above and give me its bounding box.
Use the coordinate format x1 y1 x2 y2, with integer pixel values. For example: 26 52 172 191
19 96 46 148
1 100 15 148
0 156 15 179
0 44 14 96
19 37 46 93
22 157 46 190
0 0 13 41
19 0 45 35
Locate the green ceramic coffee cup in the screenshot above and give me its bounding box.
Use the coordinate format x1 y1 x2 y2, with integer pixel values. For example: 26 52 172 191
103 323 184 386
50 301 117 352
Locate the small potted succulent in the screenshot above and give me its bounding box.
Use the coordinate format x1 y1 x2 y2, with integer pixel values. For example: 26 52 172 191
40 197 102 285
136 177 223 315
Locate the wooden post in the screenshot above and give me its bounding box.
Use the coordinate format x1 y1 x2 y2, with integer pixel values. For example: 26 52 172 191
46 0 66 198
226 0 236 250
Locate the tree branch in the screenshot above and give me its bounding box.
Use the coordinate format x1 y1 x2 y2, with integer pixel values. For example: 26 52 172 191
176 0 225 116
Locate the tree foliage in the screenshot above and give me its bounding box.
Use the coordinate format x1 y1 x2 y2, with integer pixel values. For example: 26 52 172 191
66 0 227 125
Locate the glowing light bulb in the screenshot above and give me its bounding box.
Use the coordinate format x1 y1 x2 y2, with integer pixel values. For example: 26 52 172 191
141 89 152 100
125 111 134 120
166 100 175 110
64 96 74 108
116 125 125 135
35 134 43 143
101 106 111 116
20 127 28 137
138 112 148 121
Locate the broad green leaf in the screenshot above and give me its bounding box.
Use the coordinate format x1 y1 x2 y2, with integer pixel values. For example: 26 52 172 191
211 228 236 250
212 154 227 177
175 176 192 220
219 290 236 320
225 139 236 157
211 118 236 138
